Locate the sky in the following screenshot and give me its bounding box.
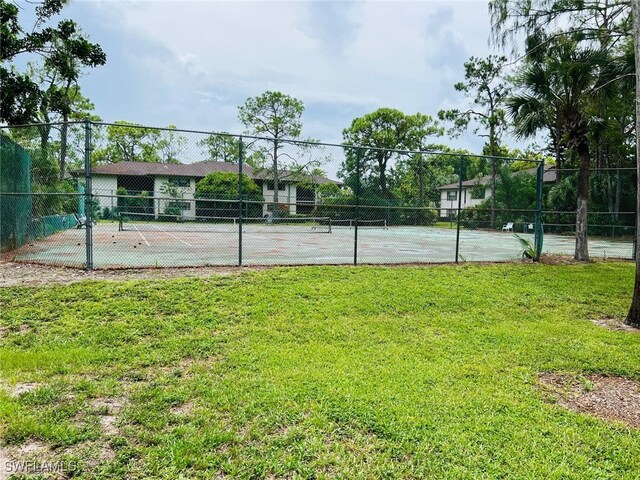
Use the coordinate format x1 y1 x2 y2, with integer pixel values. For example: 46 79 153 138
21 0 512 176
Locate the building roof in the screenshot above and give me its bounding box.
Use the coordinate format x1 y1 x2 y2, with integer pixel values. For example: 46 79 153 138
436 166 557 190
251 169 340 185
90 161 253 177
87 161 340 184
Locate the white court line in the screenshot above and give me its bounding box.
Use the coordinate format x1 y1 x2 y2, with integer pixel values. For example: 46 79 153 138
151 225 193 247
133 225 150 246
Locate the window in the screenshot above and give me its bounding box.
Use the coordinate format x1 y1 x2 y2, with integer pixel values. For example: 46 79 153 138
265 181 286 191
168 201 190 211
446 191 457 201
169 177 190 187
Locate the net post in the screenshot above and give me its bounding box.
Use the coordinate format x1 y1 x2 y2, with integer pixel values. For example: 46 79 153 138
353 147 362 265
238 136 244 267
84 119 93 271
534 161 544 260
455 155 463 263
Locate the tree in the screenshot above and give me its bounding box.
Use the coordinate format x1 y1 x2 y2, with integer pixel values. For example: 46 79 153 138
93 121 162 164
507 38 610 261
490 0 631 261
24 62 100 179
199 133 242 162
396 149 459 209
438 55 511 228
465 165 538 230
238 91 309 210
487 0 640 324
156 126 186 164
197 132 266 167
489 0 631 54
625 0 640 328
341 109 442 199
195 172 263 218
0 0 106 125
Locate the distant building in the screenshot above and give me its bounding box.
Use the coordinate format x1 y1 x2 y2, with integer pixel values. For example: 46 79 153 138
436 167 556 218
86 161 340 218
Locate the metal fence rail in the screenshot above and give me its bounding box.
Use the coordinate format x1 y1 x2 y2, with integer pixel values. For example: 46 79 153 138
0 121 634 269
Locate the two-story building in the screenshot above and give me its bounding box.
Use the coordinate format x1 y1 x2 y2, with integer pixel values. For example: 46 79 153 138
88 161 340 218
436 167 556 218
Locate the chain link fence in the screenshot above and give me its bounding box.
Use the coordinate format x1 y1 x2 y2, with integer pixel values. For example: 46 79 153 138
0 121 634 269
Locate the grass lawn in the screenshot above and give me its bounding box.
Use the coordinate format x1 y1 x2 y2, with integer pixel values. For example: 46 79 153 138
0 262 639 479
432 221 457 229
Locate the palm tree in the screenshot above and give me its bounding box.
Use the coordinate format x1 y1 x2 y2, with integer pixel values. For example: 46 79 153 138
507 38 609 261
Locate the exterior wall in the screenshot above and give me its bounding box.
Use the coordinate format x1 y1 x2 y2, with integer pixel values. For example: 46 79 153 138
262 182 297 215
439 186 491 217
92 175 118 214
94 174 312 218
153 176 197 218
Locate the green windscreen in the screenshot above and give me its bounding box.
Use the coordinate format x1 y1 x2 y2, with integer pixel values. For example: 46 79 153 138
0 135 32 252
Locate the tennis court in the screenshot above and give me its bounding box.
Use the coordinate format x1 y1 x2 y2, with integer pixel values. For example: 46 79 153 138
8 216 634 268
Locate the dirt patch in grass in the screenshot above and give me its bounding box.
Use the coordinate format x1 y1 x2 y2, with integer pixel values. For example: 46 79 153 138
538 254 632 266
1 258 633 288
10 382 40 397
170 400 194 416
17 440 48 456
538 254 586 265
0 325 31 339
538 373 640 428
589 316 640 332
0 260 266 287
91 398 125 436
0 445 13 480
0 441 51 478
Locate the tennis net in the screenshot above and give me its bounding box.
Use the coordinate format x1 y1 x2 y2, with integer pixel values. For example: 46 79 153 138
117 212 333 233
330 219 388 229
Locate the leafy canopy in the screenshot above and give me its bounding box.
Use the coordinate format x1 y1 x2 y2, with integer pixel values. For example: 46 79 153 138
195 172 262 199
438 55 510 154
238 91 304 139
0 0 106 124
341 108 442 197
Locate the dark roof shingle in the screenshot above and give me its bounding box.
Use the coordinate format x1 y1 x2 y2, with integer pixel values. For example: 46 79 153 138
87 161 341 184
90 161 253 177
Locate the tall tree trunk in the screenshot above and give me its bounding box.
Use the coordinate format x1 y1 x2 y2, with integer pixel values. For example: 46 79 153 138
625 0 640 327
606 170 614 214
574 133 590 261
552 131 563 233
38 124 50 155
37 121 51 183
553 133 563 182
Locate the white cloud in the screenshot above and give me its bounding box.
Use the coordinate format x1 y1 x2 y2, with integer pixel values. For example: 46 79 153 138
73 0 505 171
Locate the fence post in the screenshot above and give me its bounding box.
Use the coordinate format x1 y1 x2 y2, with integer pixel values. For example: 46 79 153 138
238 136 244 267
455 156 463 263
353 148 362 265
534 162 544 260
84 119 93 271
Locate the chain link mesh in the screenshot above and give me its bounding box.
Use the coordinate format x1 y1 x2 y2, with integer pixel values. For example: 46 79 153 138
0 122 634 269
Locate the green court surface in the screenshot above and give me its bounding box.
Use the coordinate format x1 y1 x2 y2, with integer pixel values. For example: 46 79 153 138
8 221 634 269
